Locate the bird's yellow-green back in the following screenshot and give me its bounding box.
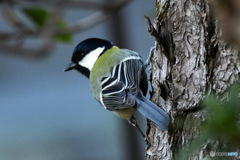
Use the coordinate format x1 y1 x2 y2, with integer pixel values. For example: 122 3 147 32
90 46 141 101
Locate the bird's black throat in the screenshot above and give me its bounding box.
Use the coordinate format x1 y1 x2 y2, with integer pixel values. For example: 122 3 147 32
75 65 90 78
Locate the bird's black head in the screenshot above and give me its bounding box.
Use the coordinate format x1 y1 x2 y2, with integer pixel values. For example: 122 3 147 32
64 38 113 78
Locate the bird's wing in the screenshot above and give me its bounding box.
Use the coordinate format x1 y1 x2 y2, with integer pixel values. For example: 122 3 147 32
100 58 143 111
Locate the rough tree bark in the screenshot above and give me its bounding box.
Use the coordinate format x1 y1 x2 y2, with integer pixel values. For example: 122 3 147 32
146 0 240 159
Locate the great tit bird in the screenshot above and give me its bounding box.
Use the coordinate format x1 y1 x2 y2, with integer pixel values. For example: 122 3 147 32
64 38 169 136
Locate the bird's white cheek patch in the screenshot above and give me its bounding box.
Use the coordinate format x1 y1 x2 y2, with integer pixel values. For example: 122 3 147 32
78 46 105 71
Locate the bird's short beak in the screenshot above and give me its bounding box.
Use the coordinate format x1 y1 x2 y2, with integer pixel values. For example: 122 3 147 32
64 63 77 72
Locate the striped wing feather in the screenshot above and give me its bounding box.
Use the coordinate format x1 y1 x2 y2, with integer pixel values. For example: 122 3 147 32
100 59 143 111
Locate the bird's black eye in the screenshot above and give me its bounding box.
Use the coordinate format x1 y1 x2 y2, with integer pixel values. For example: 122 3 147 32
80 52 85 57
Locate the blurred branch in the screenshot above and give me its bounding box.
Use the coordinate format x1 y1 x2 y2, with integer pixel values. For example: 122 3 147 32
0 0 131 59
0 39 54 59
1 4 27 29
64 0 130 34
13 0 128 10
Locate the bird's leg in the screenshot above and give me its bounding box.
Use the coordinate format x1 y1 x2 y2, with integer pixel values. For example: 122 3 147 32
128 116 145 138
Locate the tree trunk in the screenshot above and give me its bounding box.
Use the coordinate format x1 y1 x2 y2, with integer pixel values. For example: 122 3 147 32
146 0 240 159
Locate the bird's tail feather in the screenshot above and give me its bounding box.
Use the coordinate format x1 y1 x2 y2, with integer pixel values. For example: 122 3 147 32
135 92 169 130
